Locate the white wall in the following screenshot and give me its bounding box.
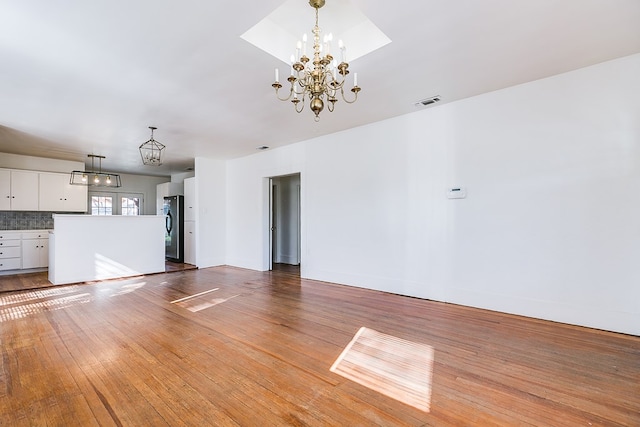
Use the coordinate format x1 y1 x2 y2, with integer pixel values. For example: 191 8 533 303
0 152 83 172
225 143 307 271
49 214 165 285
170 171 196 184
104 173 170 215
203 53 640 335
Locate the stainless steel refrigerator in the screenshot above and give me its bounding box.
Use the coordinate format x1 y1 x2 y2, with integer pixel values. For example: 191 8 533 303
163 195 184 262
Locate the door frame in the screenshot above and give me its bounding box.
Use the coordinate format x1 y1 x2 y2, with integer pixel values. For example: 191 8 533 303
263 173 302 271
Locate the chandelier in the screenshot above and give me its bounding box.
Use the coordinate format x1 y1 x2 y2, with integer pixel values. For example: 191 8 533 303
139 126 165 166
272 0 360 121
69 154 122 187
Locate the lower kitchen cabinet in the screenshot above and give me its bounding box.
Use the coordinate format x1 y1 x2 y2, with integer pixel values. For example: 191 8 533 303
22 231 49 269
184 220 196 265
0 233 22 271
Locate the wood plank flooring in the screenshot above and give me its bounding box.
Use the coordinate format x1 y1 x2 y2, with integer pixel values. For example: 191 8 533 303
0 261 197 293
0 266 638 426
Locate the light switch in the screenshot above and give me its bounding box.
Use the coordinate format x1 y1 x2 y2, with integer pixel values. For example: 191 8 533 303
447 187 467 199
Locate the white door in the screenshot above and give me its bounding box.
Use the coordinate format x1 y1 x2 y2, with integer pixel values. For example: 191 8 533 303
0 169 11 210
39 173 66 211
184 220 196 265
21 239 39 269
64 180 88 212
11 170 39 211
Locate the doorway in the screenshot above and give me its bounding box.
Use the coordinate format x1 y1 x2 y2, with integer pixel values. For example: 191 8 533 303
269 174 301 272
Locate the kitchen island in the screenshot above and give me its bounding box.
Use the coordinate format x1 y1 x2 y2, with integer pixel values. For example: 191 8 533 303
49 214 165 285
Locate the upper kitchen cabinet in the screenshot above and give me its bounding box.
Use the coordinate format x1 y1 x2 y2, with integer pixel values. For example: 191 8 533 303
0 168 39 211
0 170 8 210
39 172 88 212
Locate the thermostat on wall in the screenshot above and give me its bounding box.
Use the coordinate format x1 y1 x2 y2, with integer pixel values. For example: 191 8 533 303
447 187 467 199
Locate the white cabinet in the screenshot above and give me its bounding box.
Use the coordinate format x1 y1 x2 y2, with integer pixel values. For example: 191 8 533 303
21 231 49 269
39 172 88 212
183 178 196 265
0 170 9 210
156 182 183 215
0 169 39 211
184 177 196 221
184 220 196 265
0 232 21 271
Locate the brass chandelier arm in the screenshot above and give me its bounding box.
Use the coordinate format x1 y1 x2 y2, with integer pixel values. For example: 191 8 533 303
273 82 293 102
341 85 361 104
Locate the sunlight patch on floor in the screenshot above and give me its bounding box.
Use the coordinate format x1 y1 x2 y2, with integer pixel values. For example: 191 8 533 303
178 295 240 312
109 281 146 297
170 288 239 312
330 327 434 412
0 285 82 307
170 288 220 304
0 293 92 322
0 279 151 322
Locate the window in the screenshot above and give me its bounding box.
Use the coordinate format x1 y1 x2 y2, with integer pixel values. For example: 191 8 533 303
121 196 141 216
89 192 144 215
91 195 113 215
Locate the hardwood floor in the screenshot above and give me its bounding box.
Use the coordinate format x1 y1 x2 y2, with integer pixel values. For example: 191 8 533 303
0 261 197 293
0 266 638 426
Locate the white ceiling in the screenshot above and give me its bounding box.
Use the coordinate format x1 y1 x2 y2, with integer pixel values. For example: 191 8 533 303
1 0 639 176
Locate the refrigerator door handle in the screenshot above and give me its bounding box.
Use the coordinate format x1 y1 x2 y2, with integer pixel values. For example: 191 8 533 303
166 211 173 234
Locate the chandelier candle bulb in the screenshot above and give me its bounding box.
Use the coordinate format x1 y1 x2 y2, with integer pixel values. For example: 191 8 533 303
275 68 279 82
354 73 358 86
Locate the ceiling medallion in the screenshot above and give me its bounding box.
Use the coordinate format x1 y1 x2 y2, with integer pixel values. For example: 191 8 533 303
272 0 360 121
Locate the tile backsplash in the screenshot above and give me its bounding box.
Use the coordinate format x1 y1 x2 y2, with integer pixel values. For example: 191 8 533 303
0 211 61 230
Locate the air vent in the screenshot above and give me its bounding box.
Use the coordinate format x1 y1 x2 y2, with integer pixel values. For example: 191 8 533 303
414 95 441 107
